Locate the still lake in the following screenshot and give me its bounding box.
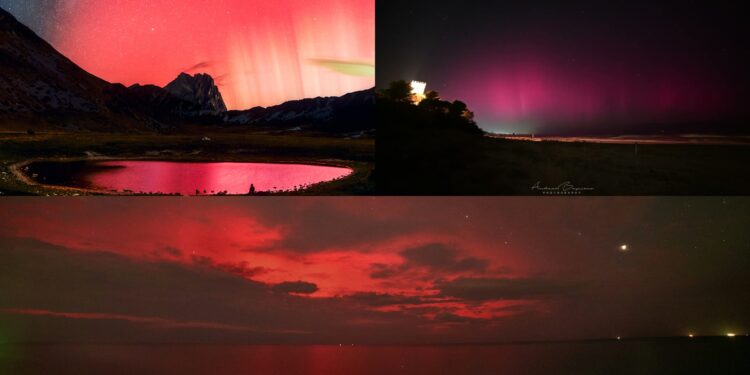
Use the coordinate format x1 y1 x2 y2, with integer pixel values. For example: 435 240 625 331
25 160 352 195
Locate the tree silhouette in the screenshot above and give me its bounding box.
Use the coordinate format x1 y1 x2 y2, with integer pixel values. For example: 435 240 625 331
378 80 479 127
418 90 450 112
424 90 440 101
379 80 413 103
378 80 486 194
447 100 469 119
448 100 467 116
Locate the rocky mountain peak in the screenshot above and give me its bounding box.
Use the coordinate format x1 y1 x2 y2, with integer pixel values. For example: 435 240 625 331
164 72 227 113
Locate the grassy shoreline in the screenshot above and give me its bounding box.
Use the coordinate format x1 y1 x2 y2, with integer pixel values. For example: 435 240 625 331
379 127 750 195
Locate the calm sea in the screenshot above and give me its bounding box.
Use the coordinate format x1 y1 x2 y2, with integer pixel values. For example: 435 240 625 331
1 339 748 374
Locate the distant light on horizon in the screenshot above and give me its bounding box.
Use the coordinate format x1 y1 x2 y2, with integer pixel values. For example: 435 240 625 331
483 121 536 135
688 333 694 338
619 244 628 251
410 80 426 103
727 333 736 337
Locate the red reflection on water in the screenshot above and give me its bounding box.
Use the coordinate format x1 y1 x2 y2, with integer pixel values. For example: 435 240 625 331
7 342 741 375
85 161 352 195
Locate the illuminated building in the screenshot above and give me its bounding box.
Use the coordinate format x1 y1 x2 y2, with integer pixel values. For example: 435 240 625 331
410 80 427 104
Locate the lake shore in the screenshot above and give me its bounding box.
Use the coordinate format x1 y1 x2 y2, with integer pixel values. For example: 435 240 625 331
0 131 374 196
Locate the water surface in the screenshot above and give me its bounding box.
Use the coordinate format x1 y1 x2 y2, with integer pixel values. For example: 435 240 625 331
1 340 748 375
26 161 352 195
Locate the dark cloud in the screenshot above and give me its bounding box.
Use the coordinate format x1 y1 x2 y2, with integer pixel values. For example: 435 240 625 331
247 199 427 253
183 61 213 73
189 255 269 279
370 243 490 279
150 245 182 259
433 312 479 324
217 261 270 279
272 281 319 295
401 243 489 273
343 292 432 307
191 254 214 267
368 263 398 279
0 238 433 344
437 277 568 301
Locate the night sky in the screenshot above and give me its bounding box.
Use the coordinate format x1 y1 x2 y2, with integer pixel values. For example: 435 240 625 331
377 0 749 134
1 197 748 344
0 0 374 109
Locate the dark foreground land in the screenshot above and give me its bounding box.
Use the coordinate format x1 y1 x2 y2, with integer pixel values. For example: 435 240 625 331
1 338 748 375
377 100 750 195
0 131 374 196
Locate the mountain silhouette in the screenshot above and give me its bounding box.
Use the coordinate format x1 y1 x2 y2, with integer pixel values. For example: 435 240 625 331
225 88 374 133
165 72 227 113
0 8 108 118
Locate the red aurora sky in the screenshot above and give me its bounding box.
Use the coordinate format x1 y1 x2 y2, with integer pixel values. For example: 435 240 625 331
1 198 748 344
49 0 373 109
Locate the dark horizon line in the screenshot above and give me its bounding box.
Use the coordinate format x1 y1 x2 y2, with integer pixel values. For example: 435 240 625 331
485 131 750 137
222 86 375 113
3 334 746 347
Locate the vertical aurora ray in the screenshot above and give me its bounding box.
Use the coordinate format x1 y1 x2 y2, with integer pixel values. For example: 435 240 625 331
46 0 373 109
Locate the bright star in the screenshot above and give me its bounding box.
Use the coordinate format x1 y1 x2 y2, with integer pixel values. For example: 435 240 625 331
619 244 628 251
